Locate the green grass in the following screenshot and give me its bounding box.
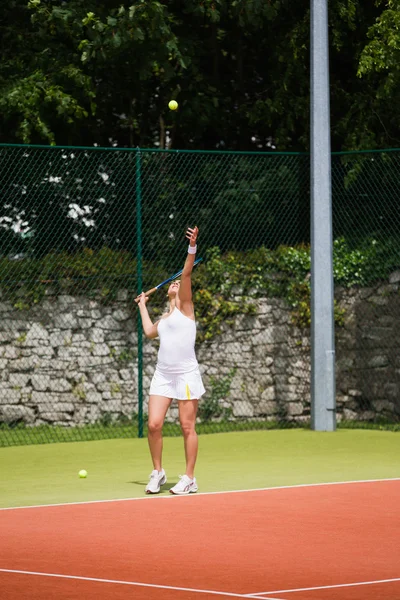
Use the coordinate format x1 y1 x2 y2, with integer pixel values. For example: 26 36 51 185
338 420 400 432
0 419 302 447
0 428 399 509
1 418 399 448
0 422 137 446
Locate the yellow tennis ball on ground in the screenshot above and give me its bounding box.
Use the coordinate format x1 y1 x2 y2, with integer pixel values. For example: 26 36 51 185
79 469 87 478
168 100 178 110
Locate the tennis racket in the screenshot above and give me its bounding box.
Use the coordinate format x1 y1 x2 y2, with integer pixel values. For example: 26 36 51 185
142 257 203 297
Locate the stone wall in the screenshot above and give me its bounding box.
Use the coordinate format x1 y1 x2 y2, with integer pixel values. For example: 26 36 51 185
196 297 311 423
0 274 399 428
335 271 400 422
0 290 139 427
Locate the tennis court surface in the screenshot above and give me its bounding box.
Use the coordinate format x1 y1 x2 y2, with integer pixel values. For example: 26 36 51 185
1 480 399 599
1 430 399 599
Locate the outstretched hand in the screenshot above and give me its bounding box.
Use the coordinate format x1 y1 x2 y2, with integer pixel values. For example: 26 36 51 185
186 225 199 246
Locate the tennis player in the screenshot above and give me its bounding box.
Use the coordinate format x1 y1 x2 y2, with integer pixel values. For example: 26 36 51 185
136 225 205 495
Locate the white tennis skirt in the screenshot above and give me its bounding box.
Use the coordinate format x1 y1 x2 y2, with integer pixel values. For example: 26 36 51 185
149 367 206 400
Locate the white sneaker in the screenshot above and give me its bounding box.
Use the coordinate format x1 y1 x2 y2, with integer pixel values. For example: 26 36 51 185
145 469 167 494
169 475 198 495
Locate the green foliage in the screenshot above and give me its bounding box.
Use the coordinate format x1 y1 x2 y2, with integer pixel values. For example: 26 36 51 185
193 245 311 333
0 70 93 145
194 237 399 331
333 237 399 287
15 332 27 344
0 0 95 144
98 412 113 427
98 411 138 428
1 235 397 331
193 247 256 341
0 0 394 150
338 419 400 432
198 368 236 422
117 348 137 362
72 378 86 400
358 0 400 88
0 247 138 308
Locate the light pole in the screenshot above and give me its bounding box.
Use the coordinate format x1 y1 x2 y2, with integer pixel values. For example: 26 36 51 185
310 0 336 431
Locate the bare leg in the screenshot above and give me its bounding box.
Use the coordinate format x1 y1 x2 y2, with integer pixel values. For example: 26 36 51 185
147 395 172 471
178 399 199 479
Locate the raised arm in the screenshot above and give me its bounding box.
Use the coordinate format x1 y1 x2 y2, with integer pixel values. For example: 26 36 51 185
178 226 198 314
135 292 159 339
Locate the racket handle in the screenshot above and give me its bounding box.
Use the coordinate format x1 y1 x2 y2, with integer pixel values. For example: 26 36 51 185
142 287 157 297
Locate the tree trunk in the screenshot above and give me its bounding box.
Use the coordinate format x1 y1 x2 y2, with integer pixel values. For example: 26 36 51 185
159 114 166 149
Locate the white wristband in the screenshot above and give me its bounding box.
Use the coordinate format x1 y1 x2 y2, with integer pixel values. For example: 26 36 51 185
188 244 197 254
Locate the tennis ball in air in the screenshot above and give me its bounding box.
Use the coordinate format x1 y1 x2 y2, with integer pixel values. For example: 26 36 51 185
79 469 87 479
168 100 178 110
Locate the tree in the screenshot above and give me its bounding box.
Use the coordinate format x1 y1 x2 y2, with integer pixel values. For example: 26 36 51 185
356 0 400 149
0 0 95 145
0 0 396 151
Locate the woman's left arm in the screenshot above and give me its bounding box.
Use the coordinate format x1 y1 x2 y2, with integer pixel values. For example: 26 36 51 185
179 226 198 312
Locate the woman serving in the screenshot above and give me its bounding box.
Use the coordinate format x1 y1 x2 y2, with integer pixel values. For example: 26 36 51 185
135 225 205 495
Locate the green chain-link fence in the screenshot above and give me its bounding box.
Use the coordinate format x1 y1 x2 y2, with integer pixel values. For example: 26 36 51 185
332 150 400 428
0 145 399 446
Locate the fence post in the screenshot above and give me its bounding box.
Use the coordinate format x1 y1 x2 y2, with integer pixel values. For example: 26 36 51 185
310 0 336 431
136 148 144 438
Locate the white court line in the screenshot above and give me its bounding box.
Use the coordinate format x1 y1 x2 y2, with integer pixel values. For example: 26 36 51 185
0 569 284 600
1 477 399 511
248 577 400 596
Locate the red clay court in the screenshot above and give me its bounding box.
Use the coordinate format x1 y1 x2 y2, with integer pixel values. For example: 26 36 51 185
1 478 399 600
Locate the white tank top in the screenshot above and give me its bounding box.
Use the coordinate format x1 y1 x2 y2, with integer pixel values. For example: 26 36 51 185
156 307 199 374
